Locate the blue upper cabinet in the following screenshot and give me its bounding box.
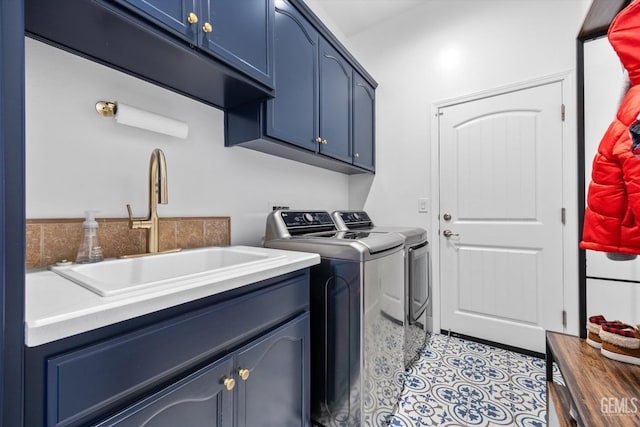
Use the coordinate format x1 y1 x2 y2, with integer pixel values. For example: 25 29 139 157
318 39 353 164
352 72 375 171
112 0 274 87
265 0 319 151
225 0 377 174
25 0 274 109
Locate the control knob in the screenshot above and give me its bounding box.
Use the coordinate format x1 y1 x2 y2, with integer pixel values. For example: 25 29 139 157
303 213 314 223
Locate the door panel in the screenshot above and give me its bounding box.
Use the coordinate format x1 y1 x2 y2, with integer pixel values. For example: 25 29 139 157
352 73 375 171
113 0 198 43
266 0 318 150
95 355 234 427
319 39 352 163
200 0 273 86
236 314 309 427
439 81 564 353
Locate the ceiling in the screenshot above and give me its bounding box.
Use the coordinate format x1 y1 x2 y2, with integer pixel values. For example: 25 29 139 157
315 0 426 37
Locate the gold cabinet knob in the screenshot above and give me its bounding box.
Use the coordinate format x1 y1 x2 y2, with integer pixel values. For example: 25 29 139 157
203 22 213 33
315 137 322 143
187 12 198 24
238 368 250 381
321 139 328 145
354 153 360 158
223 377 235 391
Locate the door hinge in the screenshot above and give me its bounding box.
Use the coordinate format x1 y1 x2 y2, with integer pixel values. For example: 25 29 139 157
561 207 566 225
561 104 566 121
562 310 567 328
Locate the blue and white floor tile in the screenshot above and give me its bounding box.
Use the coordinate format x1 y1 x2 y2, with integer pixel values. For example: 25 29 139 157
388 333 563 427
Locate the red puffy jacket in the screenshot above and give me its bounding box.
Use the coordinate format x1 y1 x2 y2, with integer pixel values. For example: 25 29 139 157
580 0 640 255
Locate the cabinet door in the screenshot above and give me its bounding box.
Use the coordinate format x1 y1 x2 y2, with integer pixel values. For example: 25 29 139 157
95 355 234 427
265 0 319 151
352 72 375 171
200 0 274 87
236 313 310 427
112 0 198 43
319 38 352 163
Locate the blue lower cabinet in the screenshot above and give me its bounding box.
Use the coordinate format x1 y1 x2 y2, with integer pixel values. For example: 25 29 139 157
27 271 310 427
95 355 235 427
96 314 310 427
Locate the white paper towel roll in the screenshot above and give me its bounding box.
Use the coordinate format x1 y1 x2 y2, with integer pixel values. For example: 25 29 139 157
115 103 189 139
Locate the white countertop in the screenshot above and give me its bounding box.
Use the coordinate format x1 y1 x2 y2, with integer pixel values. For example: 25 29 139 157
25 246 320 347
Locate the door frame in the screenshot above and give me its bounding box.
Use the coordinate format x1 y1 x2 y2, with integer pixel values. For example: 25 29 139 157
1 0 26 425
429 72 579 338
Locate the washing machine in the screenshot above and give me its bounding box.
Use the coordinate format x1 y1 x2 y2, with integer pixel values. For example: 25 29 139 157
264 210 406 426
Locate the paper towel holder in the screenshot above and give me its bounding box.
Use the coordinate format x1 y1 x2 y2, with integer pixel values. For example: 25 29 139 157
95 101 117 117
94 100 189 139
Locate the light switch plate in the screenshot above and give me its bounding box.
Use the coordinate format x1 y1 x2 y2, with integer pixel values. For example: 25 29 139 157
418 198 429 213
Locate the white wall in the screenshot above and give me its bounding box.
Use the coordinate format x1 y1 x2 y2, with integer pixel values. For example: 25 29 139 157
345 0 589 225
307 0 591 334
25 38 349 246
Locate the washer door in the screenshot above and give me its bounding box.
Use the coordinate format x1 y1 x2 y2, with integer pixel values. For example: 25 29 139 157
409 242 429 322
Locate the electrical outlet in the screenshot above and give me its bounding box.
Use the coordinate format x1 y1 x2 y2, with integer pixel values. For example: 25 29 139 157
268 201 290 211
418 198 429 213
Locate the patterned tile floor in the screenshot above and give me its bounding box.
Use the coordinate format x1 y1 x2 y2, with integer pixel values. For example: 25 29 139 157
388 333 563 427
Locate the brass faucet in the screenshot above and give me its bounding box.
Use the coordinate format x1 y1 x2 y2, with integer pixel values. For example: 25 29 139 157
127 148 168 253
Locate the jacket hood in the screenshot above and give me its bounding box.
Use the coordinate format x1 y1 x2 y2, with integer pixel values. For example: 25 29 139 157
609 0 640 86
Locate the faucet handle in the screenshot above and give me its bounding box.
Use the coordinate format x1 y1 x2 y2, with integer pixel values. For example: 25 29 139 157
126 204 134 221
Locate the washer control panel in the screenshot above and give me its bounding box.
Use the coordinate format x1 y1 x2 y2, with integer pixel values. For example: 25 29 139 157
280 211 335 229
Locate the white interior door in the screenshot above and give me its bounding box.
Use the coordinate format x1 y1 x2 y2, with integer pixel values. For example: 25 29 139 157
438 81 565 353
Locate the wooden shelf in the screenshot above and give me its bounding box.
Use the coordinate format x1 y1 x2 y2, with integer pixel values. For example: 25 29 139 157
548 382 576 427
546 331 640 426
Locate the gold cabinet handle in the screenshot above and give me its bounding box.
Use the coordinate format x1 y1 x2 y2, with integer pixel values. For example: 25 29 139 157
238 368 250 381
315 137 322 143
321 139 328 145
223 377 235 391
203 22 213 33
354 153 360 158
187 12 198 24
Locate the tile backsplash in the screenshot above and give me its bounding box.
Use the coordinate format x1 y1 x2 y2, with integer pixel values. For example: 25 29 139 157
26 217 231 269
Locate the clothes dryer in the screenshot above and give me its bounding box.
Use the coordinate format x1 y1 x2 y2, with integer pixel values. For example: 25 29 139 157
332 210 430 368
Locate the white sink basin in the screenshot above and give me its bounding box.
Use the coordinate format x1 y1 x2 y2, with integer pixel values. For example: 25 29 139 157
49 246 287 297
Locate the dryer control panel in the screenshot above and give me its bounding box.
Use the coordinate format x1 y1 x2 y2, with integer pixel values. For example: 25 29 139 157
279 211 336 235
335 211 374 229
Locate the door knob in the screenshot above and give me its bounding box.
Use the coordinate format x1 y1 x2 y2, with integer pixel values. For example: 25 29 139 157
238 368 250 381
443 213 452 221
442 229 459 238
187 12 198 24
223 377 235 391
203 22 213 33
